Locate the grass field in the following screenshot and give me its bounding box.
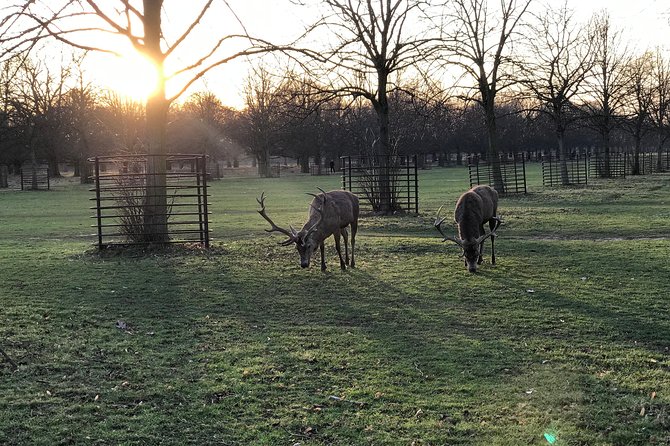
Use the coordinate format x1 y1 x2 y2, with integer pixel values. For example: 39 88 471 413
1 165 669 445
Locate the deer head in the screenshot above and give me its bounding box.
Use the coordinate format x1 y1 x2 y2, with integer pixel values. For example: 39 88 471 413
257 191 324 268
434 205 500 273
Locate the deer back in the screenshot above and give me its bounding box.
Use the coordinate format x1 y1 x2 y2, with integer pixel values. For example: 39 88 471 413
301 190 359 240
454 185 498 241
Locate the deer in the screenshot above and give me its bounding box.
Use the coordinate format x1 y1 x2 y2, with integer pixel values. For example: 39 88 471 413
434 185 501 273
257 188 359 271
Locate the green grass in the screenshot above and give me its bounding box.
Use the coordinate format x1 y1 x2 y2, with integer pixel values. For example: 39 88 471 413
1 165 669 445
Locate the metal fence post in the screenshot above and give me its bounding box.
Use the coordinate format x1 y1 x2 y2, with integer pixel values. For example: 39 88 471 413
200 155 210 248
94 157 103 250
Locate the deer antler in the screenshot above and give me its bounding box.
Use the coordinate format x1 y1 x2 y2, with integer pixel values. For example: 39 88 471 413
257 192 298 246
303 188 326 239
474 216 502 245
434 205 463 247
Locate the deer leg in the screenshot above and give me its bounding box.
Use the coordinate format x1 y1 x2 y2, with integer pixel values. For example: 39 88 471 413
320 242 326 271
334 230 346 270
489 219 497 265
342 228 349 265
477 224 485 264
350 221 357 268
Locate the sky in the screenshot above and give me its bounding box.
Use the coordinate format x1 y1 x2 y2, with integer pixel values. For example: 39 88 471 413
80 0 670 109
568 0 669 48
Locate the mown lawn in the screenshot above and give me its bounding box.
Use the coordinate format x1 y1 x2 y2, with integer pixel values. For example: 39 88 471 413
1 165 669 445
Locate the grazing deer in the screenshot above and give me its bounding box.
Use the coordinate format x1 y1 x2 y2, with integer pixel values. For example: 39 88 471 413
434 185 501 273
257 188 359 271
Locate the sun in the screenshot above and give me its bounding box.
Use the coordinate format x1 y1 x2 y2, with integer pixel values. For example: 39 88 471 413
90 49 161 102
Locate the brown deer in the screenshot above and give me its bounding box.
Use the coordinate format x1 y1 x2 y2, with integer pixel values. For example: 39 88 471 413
434 185 501 273
257 189 359 271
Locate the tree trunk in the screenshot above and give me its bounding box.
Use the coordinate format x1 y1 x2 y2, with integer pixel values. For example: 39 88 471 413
602 131 611 177
142 0 169 243
657 134 666 172
78 157 94 184
374 73 394 214
48 156 60 178
558 129 570 185
632 135 641 175
257 147 271 177
485 108 504 193
299 155 309 173
30 148 38 190
0 165 8 188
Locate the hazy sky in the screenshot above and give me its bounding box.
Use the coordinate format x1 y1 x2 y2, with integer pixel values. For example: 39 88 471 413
567 0 669 48
85 0 670 108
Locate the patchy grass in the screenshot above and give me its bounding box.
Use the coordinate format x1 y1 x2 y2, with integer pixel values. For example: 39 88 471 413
1 166 669 445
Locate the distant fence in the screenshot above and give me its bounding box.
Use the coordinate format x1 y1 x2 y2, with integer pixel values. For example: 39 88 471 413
21 162 50 190
89 154 210 249
625 151 670 175
541 154 589 187
468 154 527 194
341 155 419 213
590 152 627 178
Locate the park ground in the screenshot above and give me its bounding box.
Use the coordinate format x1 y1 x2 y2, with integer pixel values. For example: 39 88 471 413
0 165 669 445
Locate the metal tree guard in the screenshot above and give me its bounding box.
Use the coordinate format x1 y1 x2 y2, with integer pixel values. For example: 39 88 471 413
89 154 211 249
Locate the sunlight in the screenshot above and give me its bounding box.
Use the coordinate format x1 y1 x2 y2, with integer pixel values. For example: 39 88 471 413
92 49 160 102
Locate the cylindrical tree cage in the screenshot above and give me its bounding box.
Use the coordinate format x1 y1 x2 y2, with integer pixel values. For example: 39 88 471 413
89 154 211 249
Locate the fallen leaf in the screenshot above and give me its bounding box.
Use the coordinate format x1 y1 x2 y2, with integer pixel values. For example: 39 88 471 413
115 320 128 330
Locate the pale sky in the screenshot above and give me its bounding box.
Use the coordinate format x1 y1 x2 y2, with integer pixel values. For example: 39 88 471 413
567 0 669 49
82 0 670 109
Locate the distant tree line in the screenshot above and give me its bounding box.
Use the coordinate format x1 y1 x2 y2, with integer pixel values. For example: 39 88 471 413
1 0 669 188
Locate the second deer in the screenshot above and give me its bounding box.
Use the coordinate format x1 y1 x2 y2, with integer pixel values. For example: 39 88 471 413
434 185 501 273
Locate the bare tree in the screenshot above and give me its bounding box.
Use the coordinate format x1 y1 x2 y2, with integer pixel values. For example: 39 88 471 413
0 1 290 242
621 52 654 175
240 65 290 177
279 78 333 175
582 12 631 177
442 0 533 192
175 91 235 162
520 2 593 184
648 49 670 172
302 0 440 213
62 56 102 183
8 57 71 186
0 57 23 174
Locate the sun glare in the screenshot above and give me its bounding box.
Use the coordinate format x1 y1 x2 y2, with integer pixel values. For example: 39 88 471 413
93 50 160 102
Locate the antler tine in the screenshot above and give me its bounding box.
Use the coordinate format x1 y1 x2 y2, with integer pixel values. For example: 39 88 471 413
434 205 463 247
304 202 324 239
256 192 297 244
475 216 502 245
